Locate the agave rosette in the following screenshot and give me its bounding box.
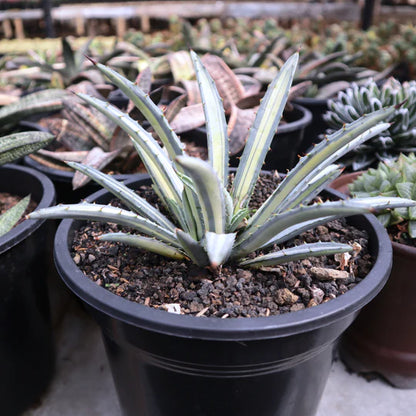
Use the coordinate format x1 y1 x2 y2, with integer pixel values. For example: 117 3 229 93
28 52 416 271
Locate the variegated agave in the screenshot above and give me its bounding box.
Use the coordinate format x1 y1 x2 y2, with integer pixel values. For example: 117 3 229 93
350 153 416 239
324 78 416 171
28 52 415 271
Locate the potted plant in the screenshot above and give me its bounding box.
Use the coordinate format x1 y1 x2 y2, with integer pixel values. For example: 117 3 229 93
332 154 416 388
0 131 56 415
28 52 414 415
323 77 416 171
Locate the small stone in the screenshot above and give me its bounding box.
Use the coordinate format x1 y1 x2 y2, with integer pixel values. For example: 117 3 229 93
161 303 182 314
73 253 81 265
307 299 319 308
310 267 349 281
237 269 253 280
310 286 325 303
88 254 96 263
275 288 299 306
290 303 305 312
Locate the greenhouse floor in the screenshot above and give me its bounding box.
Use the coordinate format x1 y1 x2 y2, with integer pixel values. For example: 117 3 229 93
23 291 416 416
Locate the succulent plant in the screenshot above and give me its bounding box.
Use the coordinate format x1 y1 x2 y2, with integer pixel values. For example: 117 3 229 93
324 78 416 171
0 130 54 236
350 153 416 239
28 52 415 272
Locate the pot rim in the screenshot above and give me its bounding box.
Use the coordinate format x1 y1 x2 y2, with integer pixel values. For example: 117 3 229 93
0 163 55 254
54 177 392 341
277 103 312 134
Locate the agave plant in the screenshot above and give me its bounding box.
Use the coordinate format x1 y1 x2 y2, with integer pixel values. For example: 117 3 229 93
324 78 416 171
28 52 415 272
349 153 416 239
0 131 54 236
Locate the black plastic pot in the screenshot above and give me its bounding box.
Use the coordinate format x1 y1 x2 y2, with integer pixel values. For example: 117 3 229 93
0 164 56 416
53 177 392 416
230 104 312 172
23 155 145 204
293 97 328 155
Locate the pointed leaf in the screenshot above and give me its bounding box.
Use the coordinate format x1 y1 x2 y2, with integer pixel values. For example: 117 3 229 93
176 229 209 267
0 195 30 237
205 231 236 268
98 232 185 260
239 242 352 268
232 53 299 211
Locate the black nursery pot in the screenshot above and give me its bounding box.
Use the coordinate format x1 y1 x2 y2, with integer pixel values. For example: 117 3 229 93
0 164 56 416
293 97 329 154
230 104 312 172
53 177 393 416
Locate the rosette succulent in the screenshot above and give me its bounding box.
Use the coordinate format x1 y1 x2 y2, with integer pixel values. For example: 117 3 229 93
28 52 415 272
324 78 416 170
350 153 416 238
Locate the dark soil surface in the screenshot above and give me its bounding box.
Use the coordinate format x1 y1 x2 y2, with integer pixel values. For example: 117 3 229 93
71 174 374 318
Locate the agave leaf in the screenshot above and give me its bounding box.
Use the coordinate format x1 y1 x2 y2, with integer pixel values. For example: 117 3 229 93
239 242 352 268
235 197 416 258
168 51 195 83
62 38 76 76
232 53 299 212
247 107 395 231
204 231 236 268
76 93 184 210
68 161 175 231
297 51 346 79
0 89 68 131
176 228 209 267
28 203 179 246
284 165 343 210
72 147 121 190
0 195 30 237
92 62 184 159
0 131 54 165
176 156 226 234
73 38 93 75
409 220 416 238
98 232 185 260
191 50 229 185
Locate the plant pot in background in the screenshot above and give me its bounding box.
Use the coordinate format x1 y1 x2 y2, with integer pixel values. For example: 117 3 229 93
230 103 312 172
330 170 416 388
53 177 392 416
293 97 328 155
0 164 56 416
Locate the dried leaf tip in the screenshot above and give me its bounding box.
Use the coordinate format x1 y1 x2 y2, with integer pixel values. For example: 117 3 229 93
84 55 97 66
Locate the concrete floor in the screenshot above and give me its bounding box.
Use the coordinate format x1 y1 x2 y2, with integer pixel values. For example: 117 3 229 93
23 296 416 416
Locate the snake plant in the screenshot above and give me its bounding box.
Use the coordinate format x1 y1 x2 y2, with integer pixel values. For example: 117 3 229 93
0 130 54 236
350 153 416 239
324 78 416 171
28 52 416 271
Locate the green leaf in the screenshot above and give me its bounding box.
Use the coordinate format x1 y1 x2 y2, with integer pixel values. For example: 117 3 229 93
408 220 416 238
98 232 185 260
239 242 352 268
77 93 184 215
190 50 229 186
176 156 226 234
176 229 209 267
247 107 395 231
235 197 416 258
28 203 179 247
0 195 30 237
0 131 54 166
67 161 175 231
232 52 299 212
93 62 184 159
396 182 413 199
